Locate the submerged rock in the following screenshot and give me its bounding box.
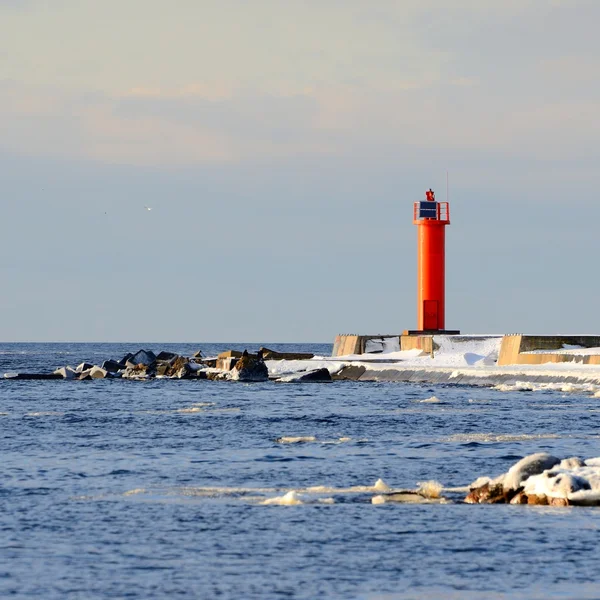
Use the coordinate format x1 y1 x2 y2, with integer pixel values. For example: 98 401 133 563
465 452 599 507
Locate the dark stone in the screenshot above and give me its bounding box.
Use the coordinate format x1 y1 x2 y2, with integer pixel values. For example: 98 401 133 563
119 352 134 365
156 351 179 362
193 350 203 358
332 365 367 381
277 368 332 383
129 350 157 366
102 360 124 373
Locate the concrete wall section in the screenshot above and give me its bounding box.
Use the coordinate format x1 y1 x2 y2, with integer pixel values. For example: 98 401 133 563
498 335 600 366
400 335 434 356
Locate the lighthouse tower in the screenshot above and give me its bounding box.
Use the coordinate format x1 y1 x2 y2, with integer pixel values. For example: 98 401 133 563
411 189 459 334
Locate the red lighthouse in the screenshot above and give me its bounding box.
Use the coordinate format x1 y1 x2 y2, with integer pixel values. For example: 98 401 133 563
411 189 459 334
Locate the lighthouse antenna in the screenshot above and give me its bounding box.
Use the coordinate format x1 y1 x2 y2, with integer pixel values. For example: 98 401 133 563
446 170 449 203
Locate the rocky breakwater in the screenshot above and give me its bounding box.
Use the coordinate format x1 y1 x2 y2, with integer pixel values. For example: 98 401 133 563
465 452 600 507
51 349 209 381
4 346 334 384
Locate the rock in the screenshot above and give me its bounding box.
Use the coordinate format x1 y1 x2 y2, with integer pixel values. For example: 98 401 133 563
122 364 150 379
128 350 156 366
527 494 549 506
206 371 229 381
75 362 94 373
119 352 134 365
464 483 512 504
102 360 124 373
193 350 203 358
217 357 239 371
156 351 179 362
510 491 529 504
156 363 169 377
276 368 332 383
560 457 586 469
89 366 108 379
332 365 367 381
54 366 77 379
530 471 591 498
549 497 571 507
77 369 93 381
503 453 561 491
230 350 268 382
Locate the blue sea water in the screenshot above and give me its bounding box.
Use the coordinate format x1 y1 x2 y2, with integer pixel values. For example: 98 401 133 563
1 342 600 599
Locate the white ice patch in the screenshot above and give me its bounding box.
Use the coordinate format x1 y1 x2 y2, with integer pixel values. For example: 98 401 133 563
276 436 317 444
443 433 561 443
262 491 303 506
419 396 441 403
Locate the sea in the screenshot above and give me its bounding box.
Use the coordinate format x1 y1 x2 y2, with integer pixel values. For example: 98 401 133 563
1 342 600 600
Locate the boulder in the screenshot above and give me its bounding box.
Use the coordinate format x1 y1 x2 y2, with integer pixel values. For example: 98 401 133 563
102 360 124 373
230 350 268 382
75 362 94 373
119 352 134 365
503 453 561 491
122 364 150 379
89 366 108 379
54 366 78 380
128 350 156 366
464 482 514 504
77 369 93 381
193 350 203 358
156 351 179 362
206 371 229 381
276 368 332 383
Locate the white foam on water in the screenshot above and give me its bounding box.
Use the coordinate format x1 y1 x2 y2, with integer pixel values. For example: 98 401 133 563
494 382 536 392
495 381 600 393
262 491 303 506
176 407 204 413
26 411 65 417
123 488 147 496
419 395 441 403
443 433 561 443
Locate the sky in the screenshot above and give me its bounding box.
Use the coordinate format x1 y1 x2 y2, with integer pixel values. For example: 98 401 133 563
1 0 599 342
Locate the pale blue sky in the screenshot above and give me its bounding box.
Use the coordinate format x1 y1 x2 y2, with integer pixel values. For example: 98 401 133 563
1 0 599 341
